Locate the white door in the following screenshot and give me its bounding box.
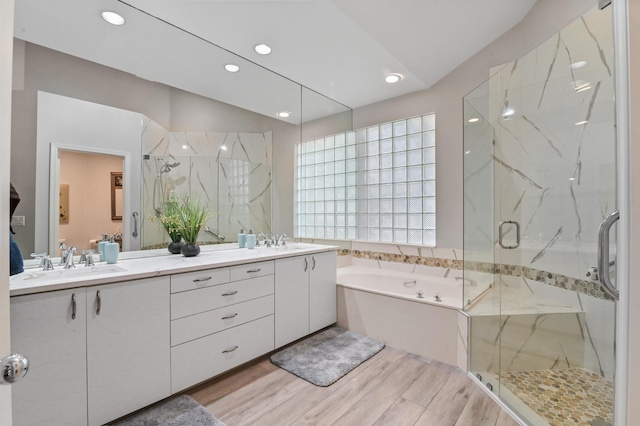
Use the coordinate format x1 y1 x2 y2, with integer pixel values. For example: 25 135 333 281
1 0 16 424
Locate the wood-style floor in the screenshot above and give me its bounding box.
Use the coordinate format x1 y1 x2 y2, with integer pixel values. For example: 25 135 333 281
188 346 520 426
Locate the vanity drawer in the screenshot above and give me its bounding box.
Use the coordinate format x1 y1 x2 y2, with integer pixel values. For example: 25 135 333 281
171 295 274 346
171 268 230 293
171 274 274 320
229 260 274 282
171 315 274 393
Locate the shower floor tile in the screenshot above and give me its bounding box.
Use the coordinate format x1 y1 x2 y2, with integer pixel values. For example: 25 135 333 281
501 368 613 426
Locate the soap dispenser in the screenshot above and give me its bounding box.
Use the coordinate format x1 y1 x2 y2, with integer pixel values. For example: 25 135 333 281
104 235 120 264
246 229 256 249
98 234 108 261
238 229 246 248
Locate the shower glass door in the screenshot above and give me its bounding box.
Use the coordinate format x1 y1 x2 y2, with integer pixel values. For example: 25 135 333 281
464 5 617 425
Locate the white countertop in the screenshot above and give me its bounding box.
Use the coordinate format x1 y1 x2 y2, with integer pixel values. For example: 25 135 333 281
10 242 337 296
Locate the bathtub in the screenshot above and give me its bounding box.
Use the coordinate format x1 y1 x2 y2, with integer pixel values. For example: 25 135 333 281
336 265 467 368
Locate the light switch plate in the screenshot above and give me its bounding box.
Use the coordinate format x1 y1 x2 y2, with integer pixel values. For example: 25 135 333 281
11 215 25 226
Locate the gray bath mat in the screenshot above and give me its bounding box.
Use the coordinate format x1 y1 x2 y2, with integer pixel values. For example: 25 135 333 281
109 394 226 426
271 326 385 387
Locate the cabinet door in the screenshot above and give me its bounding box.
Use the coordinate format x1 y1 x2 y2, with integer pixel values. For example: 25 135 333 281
10 289 88 426
309 251 337 332
275 256 310 347
87 277 170 426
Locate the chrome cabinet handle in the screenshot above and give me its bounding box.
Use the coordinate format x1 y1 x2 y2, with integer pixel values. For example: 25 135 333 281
71 293 77 320
222 290 238 296
96 290 101 315
132 212 139 238
498 220 520 249
304 258 308 272
222 346 238 354
221 313 238 320
193 276 212 283
598 211 620 300
312 256 316 270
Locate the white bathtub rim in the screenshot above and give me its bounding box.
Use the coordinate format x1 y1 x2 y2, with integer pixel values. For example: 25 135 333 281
337 265 462 310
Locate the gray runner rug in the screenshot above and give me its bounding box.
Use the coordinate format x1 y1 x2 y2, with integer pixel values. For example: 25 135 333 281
109 395 226 426
271 326 385 387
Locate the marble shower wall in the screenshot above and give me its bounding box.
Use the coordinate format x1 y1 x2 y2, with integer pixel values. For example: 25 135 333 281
141 116 272 249
464 7 616 380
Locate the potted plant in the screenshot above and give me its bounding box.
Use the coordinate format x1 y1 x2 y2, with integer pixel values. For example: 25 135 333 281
174 195 210 257
157 198 184 254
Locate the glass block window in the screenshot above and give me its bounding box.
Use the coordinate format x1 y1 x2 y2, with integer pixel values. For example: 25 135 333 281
295 114 435 245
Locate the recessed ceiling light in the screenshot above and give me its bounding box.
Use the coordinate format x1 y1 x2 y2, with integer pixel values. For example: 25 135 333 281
575 120 589 126
224 64 240 73
570 61 587 69
101 10 125 26
277 111 291 118
254 44 272 55
468 118 480 123
220 144 228 151
384 74 403 84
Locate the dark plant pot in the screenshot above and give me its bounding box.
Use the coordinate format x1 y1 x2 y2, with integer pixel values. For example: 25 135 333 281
168 240 184 254
181 243 200 257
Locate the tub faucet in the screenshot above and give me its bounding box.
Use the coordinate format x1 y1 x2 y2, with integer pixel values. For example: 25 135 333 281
455 276 477 286
64 246 77 269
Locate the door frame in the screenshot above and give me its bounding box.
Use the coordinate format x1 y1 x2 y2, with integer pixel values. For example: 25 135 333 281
1 0 15 423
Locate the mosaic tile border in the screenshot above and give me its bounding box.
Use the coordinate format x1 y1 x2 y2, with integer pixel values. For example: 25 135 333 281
341 250 612 302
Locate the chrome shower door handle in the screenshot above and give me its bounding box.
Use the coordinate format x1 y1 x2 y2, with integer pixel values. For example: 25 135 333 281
498 220 520 249
598 211 620 300
132 212 139 238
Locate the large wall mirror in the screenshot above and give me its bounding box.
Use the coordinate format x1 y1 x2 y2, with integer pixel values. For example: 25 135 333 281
11 0 351 259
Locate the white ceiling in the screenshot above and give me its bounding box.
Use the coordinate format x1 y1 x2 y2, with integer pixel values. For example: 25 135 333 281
14 0 538 121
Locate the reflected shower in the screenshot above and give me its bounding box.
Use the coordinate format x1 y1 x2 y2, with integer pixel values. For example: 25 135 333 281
153 157 180 215
157 158 180 176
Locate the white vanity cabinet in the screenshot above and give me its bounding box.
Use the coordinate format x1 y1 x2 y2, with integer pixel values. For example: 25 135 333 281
170 261 275 393
11 288 88 426
86 277 171 426
275 251 337 347
10 277 170 426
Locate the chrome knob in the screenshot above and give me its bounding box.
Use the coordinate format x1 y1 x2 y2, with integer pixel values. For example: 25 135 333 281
0 354 29 385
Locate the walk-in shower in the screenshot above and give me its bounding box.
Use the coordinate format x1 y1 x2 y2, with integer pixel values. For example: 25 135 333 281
463 6 617 425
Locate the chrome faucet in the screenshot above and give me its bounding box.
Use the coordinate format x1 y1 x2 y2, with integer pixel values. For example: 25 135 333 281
59 242 68 266
257 232 270 247
64 246 77 269
455 276 477 286
276 233 288 247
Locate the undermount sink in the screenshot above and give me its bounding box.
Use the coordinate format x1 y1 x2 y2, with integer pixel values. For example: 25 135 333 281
16 264 127 282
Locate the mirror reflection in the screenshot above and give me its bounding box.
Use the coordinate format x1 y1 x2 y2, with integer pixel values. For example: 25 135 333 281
11 0 352 259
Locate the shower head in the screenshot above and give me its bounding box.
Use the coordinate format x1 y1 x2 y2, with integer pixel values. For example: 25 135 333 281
157 158 180 176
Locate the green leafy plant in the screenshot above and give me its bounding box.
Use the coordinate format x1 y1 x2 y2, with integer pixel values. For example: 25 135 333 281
157 199 183 242
174 195 211 244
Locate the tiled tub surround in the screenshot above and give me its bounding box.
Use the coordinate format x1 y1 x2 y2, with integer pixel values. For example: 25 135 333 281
141 116 272 249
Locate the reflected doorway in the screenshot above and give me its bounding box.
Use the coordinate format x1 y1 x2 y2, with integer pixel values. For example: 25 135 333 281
52 149 124 255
